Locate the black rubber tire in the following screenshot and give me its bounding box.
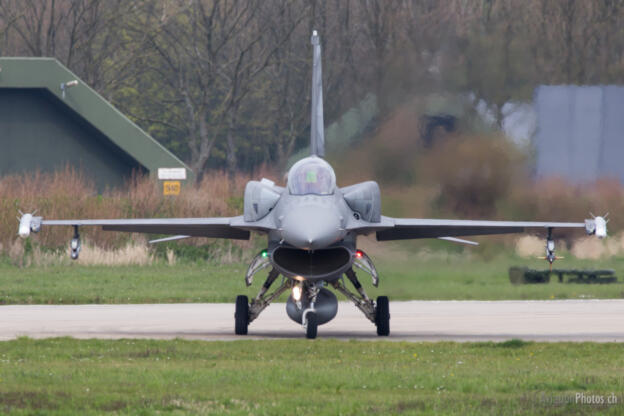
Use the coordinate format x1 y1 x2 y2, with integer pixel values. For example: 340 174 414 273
375 296 390 336
234 295 249 335
305 312 318 339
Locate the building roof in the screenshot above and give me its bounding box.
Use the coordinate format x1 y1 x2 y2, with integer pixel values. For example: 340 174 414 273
0 57 192 180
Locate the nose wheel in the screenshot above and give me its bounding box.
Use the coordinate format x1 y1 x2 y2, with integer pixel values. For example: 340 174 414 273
235 295 249 335
304 311 318 339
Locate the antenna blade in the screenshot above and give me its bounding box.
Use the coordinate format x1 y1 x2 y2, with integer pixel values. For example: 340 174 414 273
310 30 325 157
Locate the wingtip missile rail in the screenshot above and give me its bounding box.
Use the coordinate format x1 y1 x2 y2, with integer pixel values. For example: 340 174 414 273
585 215 607 239
18 212 42 238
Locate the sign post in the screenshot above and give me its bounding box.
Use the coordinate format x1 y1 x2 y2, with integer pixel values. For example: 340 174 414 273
158 168 187 196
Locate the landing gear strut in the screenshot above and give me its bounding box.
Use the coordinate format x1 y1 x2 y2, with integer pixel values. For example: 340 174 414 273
234 268 292 336
301 283 321 339
332 268 390 336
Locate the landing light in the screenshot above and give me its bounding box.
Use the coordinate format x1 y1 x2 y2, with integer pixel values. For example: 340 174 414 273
292 284 303 301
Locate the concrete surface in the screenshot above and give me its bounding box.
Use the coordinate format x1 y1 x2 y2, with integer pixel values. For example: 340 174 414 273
1 300 623 342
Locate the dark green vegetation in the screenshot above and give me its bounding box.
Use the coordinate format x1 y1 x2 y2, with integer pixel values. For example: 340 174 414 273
2 253 624 304
1 337 623 415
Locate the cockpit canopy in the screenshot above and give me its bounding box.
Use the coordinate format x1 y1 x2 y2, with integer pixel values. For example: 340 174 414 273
288 157 336 195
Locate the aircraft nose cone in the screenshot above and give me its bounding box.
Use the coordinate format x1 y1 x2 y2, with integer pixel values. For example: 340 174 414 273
281 204 343 250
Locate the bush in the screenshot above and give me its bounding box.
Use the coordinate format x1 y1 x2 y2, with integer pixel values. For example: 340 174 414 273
421 135 524 217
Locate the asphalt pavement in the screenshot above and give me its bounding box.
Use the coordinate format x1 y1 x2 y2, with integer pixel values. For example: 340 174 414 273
2 300 623 342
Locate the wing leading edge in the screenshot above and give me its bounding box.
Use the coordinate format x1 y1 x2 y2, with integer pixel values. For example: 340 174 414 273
35 217 252 240
347 217 603 241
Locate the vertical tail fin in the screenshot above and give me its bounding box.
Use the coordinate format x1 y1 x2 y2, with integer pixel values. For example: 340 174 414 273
310 30 325 157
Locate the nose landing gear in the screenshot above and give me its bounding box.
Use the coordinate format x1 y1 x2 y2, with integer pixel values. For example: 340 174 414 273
302 308 318 339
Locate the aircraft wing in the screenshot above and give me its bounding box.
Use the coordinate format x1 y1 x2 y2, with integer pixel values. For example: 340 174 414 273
348 216 606 241
20 216 254 240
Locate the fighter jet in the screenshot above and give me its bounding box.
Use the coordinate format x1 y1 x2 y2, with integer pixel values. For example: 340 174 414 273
18 31 608 339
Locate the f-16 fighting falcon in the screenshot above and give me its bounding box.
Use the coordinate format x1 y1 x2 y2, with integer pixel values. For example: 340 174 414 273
18 31 608 339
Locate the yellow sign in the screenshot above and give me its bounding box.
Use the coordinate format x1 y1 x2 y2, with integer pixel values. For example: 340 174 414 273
163 181 181 196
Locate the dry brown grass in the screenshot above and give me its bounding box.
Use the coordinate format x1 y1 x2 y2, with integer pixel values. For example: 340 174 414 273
570 232 624 260
5 238 156 267
76 240 154 266
514 232 624 260
0 167 274 253
514 235 544 257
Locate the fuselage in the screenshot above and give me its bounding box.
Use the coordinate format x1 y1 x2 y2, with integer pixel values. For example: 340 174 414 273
269 192 354 282
241 155 381 282
256 157 355 281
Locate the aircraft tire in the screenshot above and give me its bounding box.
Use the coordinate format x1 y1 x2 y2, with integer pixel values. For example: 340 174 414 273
235 295 249 335
375 296 390 336
305 312 318 339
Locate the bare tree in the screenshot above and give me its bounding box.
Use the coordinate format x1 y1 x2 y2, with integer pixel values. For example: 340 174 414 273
0 0 146 95
136 0 306 179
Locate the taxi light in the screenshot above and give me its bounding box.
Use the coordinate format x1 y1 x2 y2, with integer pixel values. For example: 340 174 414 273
292 284 302 301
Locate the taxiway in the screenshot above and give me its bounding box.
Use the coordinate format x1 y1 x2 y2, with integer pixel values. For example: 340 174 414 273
1 300 623 342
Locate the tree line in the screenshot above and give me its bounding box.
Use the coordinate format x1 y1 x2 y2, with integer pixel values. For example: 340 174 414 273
1 0 623 180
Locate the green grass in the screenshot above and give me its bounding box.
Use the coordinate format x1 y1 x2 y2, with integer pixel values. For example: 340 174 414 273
0 262 252 304
0 338 623 415
371 254 624 301
1 253 624 304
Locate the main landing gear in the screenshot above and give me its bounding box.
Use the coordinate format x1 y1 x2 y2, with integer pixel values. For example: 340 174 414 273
235 250 390 338
235 268 390 338
234 295 249 335
235 266 291 336
375 296 390 336
332 268 390 336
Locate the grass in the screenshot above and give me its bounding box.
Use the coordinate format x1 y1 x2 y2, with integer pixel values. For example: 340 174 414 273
0 263 248 304
0 337 623 415
370 253 624 301
1 252 624 304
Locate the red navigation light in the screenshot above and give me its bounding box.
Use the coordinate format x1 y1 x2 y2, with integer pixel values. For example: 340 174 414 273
355 250 363 258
